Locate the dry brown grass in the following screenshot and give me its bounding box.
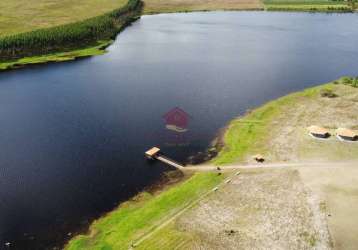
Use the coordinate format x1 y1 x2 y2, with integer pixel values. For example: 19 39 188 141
143 0 264 14
0 0 128 36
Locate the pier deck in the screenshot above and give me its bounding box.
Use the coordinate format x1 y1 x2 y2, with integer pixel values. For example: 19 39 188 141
145 147 184 169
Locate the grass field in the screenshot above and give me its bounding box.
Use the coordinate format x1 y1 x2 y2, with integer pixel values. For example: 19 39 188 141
264 0 352 11
0 0 128 37
1 0 350 37
143 0 353 14
65 172 224 250
143 0 264 14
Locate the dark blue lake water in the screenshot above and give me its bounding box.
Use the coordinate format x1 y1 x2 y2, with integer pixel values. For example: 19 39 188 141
0 11 358 249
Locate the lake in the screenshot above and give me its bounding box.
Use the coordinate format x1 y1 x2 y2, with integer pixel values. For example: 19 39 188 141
0 11 358 249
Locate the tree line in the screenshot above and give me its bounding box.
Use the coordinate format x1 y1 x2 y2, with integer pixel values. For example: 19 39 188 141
0 0 142 61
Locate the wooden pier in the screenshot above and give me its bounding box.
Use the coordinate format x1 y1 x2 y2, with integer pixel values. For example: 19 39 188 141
145 147 184 170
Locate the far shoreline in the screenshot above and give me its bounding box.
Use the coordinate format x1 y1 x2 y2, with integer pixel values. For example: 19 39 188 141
0 0 356 72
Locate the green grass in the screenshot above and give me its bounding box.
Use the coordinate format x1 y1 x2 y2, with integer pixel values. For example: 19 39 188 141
0 40 112 71
212 83 333 165
0 0 128 37
65 172 223 250
136 222 194 250
0 0 141 61
264 0 352 11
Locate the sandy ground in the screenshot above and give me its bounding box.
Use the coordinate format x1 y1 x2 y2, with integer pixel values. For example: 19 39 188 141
176 168 331 249
262 84 358 163
298 163 358 250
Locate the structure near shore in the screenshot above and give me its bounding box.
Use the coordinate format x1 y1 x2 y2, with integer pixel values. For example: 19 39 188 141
308 125 331 139
336 128 358 141
145 147 184 169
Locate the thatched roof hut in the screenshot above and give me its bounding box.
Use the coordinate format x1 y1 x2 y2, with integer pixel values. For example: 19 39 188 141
308 126 330 139
336 128 358 141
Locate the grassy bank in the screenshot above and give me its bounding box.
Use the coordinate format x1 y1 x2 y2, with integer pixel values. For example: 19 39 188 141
0 40 112 71
213 76 358 165
264 0 353 12
65 172 223 250
212 83 334 165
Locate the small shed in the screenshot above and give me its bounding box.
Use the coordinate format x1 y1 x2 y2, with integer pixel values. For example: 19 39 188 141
336 128 358 141
307 126 330 139
145 147 161 159
253 154 265 163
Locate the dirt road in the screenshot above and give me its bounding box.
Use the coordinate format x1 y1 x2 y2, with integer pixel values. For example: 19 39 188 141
183 161 357 171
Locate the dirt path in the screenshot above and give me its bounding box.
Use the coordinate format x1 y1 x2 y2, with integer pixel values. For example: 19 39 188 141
183 161 358 171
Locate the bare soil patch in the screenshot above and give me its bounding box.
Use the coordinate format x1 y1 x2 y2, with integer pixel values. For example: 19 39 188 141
298 163 358 250
177 168 331 249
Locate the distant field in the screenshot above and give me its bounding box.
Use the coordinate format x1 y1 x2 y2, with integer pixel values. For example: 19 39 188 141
264 0 351 11
0 0 352 37
143 0 264 14
0 0 128 37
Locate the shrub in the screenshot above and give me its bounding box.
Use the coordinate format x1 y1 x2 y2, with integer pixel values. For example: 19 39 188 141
352 77 358 88
320 88 338 98
341 76 353 85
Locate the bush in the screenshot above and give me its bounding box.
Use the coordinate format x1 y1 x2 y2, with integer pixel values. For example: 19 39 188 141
341 76 353 85
320 88 338 98
337 76 358 88
352 77 358 88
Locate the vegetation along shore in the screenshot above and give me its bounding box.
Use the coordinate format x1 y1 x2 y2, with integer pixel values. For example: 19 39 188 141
0 0 357 71
0 0 142 71
65 76 358 249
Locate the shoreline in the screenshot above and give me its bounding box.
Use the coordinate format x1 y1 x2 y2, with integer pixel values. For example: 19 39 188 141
0 16 141 73
0 3 356 72
188 83 334 166
65 76 358 249
0 0 142 72
65 171 224 249
211 76 358 165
